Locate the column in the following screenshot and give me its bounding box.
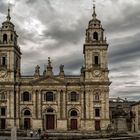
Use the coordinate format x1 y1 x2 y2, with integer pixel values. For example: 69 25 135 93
38 90 41 119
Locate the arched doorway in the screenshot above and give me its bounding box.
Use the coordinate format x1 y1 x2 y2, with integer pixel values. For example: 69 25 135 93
23 110 32 129
45 108 56 130
69 110 78 130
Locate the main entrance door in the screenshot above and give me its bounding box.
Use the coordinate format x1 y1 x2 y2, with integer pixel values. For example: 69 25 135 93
70 119 77 130
0 119 6 129
95 120 100 131
46 115 54 130
24 118 31 129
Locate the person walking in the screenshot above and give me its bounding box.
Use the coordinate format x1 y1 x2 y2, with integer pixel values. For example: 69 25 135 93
38 128 41 136
30 130 33 137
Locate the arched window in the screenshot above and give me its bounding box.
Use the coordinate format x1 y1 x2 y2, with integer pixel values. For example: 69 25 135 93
45 92 54 101
94 56 99 65
3 34 7 43
24 110 31 116
93 32 98 40
70 92 79 102
95 108 100 117
47 108 54 113
23 92 31 101
70 110 78 117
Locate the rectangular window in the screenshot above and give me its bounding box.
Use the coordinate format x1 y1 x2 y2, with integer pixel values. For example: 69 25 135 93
1 108 6 116
46 92 54 101
94 56 99 65
2 57 6 66
95 108 100 117
70 92 79 102
0 119 6 129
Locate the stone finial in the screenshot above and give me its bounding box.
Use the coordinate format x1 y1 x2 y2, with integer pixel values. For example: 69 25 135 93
80 66 84 82
59 64 64 76
81 66 84 74
48 57 51 67
7 7 11 21
92 4 96 19
34 65 40 77
60 64 64 72
43 69 46 76
46 57 53 76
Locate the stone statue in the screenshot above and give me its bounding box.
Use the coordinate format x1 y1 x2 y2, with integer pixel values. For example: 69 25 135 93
60 64 64 72
34 65 40 77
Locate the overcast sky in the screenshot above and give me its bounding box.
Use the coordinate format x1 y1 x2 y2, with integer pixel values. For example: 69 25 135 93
0 0 140 100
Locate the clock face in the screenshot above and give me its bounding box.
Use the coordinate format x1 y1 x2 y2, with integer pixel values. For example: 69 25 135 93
93 70 100 76
0 70 7 78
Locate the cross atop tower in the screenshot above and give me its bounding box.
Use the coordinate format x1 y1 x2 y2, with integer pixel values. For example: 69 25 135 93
92 0 96 19
7 1 11 21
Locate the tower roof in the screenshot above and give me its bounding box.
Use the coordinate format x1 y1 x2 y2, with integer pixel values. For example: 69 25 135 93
7 7 11 21
92 4 96 19
2 7 15 29
88 4 101 28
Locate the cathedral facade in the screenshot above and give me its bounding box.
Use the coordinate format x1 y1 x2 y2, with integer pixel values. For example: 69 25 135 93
0 5 111 131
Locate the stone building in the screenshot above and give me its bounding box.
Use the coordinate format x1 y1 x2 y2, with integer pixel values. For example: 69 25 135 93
131 101 140 132
0 5 111 131
109 97 135 132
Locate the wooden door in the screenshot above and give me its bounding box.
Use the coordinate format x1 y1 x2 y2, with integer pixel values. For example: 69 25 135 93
95 120 100 131
46 115 54 130
24 118 31 129
71 119 77 130
0 119 5 129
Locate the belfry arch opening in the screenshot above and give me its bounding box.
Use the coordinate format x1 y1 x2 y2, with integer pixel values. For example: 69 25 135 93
3 34 7 43
93 32 98 40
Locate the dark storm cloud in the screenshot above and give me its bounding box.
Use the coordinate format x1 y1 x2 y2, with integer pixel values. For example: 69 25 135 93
1 0 140 100
41 15 87 51
111 74 138 79
109 33 140 64
54 54 83 73
26 0 38 4
110 65 139 73
105 2 140 34
43 23 84 46
22 53 83 75
117 88 140 95
0 0 7 14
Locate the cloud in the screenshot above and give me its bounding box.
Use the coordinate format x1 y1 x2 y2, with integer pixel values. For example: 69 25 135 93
0 0 140 101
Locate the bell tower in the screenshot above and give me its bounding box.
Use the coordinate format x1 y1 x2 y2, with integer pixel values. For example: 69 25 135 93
83 5 111 130
83 5 109 82
0 8 21 82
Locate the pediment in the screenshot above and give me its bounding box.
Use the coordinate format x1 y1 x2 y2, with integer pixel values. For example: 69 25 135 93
31 76 65 85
